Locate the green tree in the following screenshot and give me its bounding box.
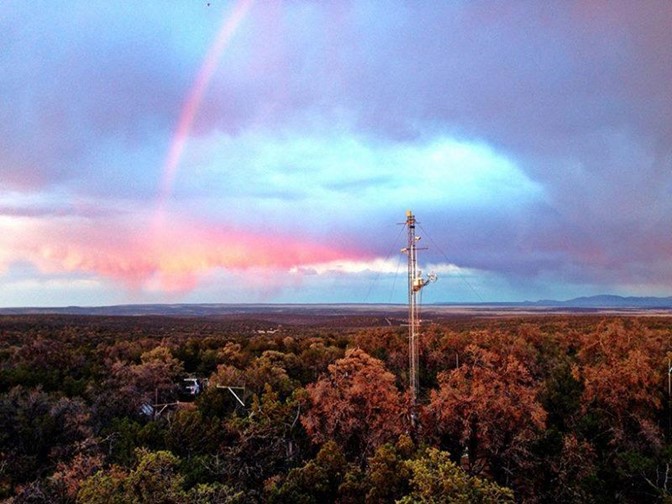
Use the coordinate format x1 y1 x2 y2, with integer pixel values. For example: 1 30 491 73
77 449 189 504
186 482 246 503
219 385 306 493
123 449 186 504
76 464 128 504
0 387 93 496
398 448 514 503
363 438 413 503
266 440 348 504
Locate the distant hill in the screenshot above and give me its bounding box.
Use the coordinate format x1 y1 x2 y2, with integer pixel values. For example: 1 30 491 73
1 295 672 316
528 295 672 309
0 303 408 318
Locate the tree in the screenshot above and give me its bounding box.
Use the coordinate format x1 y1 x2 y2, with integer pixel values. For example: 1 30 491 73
164 408 222 459
0 387 93 496
302 348 407 458
77 449 221 504
186 483 245 503
572 319 667 500
398 448 514 503
426 345 546 484
123 449 186 503
575 319 663 447
76 464 128 504
93 345 184 421
218 385 306 494
296 341 344 384
363 437 413 503
246 351 299 397
549 434 599 503
265 441 348 504
49 451 105 502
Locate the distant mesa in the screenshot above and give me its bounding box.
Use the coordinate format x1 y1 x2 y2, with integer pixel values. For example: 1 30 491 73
1 295 672 316
527 295 672 309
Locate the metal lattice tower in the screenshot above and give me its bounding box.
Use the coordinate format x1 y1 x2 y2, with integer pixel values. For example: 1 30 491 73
401 210 436 420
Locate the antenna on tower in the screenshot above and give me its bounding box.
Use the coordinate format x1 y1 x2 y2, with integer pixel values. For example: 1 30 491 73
401 210 437 427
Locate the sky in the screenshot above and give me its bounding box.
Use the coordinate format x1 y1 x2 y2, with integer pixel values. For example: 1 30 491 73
1 0 671 306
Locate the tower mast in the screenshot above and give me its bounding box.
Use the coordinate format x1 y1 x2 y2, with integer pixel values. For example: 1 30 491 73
402 210 436 421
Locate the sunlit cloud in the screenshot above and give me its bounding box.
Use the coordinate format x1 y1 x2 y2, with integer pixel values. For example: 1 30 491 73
2 213 364 294
290 257 477 278
290 258 401 276
178 128 543 215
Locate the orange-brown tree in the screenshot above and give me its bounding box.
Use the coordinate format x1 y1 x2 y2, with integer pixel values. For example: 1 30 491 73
301 348 407 458
571 319 669 498
426 344 546 486
574 319 664 447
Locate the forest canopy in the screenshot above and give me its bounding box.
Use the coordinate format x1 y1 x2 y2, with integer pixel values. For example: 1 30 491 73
0 313 671 503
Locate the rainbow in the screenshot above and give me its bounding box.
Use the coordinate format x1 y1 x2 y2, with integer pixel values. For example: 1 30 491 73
157 0 255 212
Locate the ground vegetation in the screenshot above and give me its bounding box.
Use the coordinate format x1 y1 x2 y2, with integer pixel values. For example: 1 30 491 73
0 314 670 502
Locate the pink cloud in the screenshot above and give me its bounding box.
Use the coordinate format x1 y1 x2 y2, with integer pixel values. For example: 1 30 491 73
10 215 361 293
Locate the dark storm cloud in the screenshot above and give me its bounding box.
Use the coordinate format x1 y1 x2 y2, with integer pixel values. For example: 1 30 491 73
1 0 671 302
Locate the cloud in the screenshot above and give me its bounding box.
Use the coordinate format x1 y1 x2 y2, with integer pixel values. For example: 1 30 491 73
1 210 364 294
1 1 671 304
169 0 672 289
177 128 542 216
290 258 401 276
0 1 221 191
